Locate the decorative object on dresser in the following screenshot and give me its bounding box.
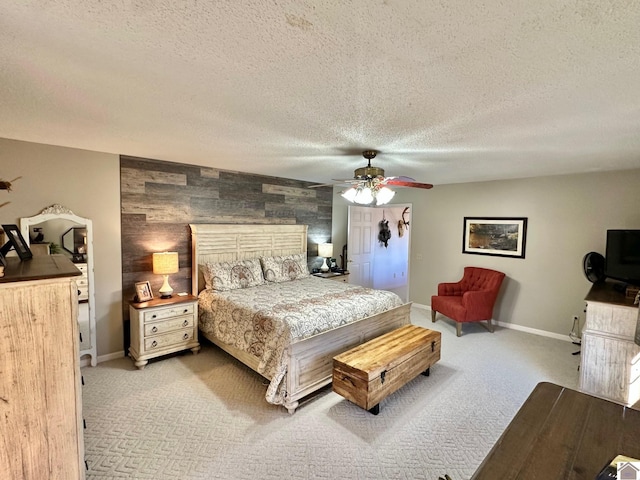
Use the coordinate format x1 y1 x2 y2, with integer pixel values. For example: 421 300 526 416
129 294 200 369
134 280 154 302
153 251 179 298
582 251 606 283
190 223 412 414
20 204 97 366
333 325 441 415
579 280 640 406
318 242 333 272
1 223 33 260
0 255 86 479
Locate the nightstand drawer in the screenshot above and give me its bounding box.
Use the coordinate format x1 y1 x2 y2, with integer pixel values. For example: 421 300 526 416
143 304 195 322
144 315 194 336
144 329 194 352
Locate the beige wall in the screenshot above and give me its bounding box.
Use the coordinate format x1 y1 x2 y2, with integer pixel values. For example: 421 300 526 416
3 135 640 355
333 169 640 338
0 138 122 357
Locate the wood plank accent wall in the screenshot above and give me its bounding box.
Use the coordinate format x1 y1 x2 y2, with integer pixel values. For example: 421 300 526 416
120 155 333 329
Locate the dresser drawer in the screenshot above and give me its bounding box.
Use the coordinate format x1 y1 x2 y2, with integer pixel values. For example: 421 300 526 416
144 315 194 337
78 287 89 301
142 303 195 323
144 329 194 352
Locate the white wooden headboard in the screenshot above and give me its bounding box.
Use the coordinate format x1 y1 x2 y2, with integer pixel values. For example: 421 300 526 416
189 224 308 295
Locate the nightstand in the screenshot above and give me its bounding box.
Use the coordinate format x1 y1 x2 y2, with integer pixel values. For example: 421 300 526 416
129 294 200 369
313 271 350 283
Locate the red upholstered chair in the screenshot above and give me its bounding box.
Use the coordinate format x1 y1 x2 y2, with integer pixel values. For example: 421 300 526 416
431 267 506 337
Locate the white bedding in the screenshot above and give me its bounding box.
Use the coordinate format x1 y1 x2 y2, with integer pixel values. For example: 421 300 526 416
198 276 404 405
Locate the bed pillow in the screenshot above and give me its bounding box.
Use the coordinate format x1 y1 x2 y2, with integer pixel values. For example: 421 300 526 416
260 253 310 283
202 259 265 291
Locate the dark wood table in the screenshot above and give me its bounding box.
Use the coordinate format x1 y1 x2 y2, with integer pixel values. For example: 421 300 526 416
471 382 640 480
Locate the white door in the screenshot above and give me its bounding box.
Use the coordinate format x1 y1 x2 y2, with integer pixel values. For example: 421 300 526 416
347 204 412 301
347 206 375 287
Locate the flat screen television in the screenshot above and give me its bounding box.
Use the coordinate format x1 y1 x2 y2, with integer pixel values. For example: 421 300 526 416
605 229 640 285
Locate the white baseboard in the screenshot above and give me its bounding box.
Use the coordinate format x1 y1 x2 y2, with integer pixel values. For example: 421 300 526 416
411 303 572 342
80 350 126 367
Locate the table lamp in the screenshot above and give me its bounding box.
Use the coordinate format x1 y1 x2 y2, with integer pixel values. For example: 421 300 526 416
318 243 333 272
153 252 179 298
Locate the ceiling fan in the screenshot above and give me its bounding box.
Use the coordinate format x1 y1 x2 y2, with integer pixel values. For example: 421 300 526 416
311 150 433 206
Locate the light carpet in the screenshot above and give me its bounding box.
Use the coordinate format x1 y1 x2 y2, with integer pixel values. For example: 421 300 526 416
82 308 580 479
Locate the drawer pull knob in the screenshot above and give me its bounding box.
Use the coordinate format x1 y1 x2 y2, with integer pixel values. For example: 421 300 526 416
152 314 157 319
151 326 158 333
182 320 188 327
151 340 157 348
183 309 188 314
183 333 189 340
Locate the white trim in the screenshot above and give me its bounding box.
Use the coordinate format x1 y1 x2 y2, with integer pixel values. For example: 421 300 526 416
415 303 573 342
79 350 125 367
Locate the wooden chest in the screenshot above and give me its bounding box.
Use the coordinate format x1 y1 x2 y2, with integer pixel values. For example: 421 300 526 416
332 324 441 414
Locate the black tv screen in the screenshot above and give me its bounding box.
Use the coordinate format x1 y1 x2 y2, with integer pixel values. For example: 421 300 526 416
605 230 640 285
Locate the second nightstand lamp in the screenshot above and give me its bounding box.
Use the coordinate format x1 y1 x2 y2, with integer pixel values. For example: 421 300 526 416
318 243 333 272
153 251 179 298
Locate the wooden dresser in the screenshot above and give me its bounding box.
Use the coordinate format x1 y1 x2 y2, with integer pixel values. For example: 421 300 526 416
0 255 85 480
579 280 640 406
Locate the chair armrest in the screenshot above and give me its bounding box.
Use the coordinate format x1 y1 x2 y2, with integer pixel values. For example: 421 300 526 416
438 281 465 296
462 290 495 319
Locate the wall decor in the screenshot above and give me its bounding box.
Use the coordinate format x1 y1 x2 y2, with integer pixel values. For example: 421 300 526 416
463 217 527 259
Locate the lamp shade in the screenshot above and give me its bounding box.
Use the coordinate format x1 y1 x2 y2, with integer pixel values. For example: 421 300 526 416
153 252 179 275
318 243 333 258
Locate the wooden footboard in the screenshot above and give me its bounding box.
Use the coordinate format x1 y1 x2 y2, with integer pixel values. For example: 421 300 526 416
284 302 412 413
199 302 412 413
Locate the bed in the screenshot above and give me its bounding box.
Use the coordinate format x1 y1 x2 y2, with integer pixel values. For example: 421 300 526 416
190 224 412 413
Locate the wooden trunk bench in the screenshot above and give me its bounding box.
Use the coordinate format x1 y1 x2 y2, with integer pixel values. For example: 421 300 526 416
332 324 441 414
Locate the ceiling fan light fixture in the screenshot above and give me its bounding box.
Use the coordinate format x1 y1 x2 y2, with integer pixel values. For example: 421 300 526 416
354 186 374 205
341 187 358 202
375 186 395 205
341 183 396 206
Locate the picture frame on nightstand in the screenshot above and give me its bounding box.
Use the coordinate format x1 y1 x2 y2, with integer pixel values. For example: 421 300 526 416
134 281 153 302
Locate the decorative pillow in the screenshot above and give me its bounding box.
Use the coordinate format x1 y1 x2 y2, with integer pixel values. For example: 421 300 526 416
202 259 265 291
260 253 310 283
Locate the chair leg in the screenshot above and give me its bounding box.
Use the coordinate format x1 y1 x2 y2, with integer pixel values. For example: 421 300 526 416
431 309 436 323
456 322 462 337
486 318 494 333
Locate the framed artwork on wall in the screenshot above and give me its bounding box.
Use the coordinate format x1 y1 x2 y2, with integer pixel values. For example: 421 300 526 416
463 217 528 259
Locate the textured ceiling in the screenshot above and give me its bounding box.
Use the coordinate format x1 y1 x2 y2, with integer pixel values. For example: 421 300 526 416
1 1 640 186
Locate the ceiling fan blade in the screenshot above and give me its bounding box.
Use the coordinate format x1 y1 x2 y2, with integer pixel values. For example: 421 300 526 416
385 175 416 182
385 179 434 189
308 179 359 188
